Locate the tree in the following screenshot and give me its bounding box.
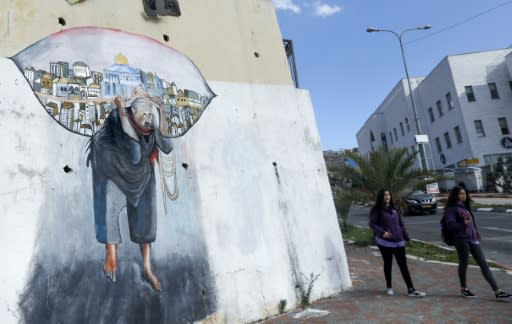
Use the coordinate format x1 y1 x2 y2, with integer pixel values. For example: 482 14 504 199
329 148 441 224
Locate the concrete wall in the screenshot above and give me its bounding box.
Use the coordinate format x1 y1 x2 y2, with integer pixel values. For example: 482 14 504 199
0 1 351 323
0 0 292 85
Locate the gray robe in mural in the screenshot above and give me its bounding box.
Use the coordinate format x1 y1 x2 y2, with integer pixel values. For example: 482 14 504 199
87 108 172 244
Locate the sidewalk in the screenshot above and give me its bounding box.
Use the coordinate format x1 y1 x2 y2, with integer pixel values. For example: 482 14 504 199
261 244 512 324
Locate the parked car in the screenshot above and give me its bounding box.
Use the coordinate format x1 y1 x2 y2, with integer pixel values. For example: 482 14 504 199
404 190 438 215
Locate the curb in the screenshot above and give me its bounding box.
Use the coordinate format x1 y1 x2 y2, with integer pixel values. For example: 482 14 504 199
345 230 512 273
410 239 512 273
353 204 512 213
475 207 512 213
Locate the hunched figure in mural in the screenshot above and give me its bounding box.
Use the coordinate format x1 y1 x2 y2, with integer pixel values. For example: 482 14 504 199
87 86 172 291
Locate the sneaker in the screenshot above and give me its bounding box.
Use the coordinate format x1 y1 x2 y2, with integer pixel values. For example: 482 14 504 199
460 289 476 298
386 288 394 295
408 289 426 297
495 290 511 301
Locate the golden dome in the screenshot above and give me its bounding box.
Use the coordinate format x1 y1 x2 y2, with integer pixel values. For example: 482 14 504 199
114 53 128 65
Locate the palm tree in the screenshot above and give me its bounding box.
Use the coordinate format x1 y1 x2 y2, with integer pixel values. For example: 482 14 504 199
329 148 441 226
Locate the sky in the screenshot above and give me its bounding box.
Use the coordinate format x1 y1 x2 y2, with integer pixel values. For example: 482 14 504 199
273 0 512 151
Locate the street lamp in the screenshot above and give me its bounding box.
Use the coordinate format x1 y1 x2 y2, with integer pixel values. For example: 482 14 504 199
366 25 431 170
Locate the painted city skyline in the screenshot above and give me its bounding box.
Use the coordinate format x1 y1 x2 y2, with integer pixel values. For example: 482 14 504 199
12 26 216 137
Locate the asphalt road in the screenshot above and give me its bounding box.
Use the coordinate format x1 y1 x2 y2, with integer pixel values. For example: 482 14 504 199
347 205 512 268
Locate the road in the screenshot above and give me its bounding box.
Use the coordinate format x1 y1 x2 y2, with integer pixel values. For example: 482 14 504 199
347 205 512 268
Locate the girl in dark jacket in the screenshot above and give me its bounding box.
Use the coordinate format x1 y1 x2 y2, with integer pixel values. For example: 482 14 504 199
444 185 511 300
369 189 426 297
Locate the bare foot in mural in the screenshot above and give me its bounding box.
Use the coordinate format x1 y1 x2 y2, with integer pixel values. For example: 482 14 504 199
104 244 118 283
141 243 162 291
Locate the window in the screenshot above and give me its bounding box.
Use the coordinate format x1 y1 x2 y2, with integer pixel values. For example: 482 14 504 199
411 145 415 153
393 128 398 141
488 82 499 99
454 126 463 143
509 81 512 92
370 130 375 150
400 122 404 136
498 117 510 135
465 86 476 102
445 92 454 110
436 100 444 117
435 137 442 153
389 131 393 144
444 132 452 149
405 118 410 131
474 120 486 137
428 107 435 122
143 0 181 17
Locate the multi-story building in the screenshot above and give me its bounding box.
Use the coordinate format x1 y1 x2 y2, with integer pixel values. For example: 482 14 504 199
357 48 512 172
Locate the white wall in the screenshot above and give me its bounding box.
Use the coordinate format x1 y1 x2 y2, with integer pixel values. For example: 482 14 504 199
449 49 512 166
356 78 423 167
358 48 512 170
414 57 468 168
0 58 351 323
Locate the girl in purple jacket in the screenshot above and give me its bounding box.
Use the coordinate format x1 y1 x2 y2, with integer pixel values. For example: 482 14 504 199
444 185 511 300
369 189 426 297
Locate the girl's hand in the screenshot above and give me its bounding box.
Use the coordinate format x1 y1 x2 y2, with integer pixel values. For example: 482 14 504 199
382 231 392 239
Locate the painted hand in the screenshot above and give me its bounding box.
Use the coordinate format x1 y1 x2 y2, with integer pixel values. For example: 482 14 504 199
114 96 128 118
151 105 161 129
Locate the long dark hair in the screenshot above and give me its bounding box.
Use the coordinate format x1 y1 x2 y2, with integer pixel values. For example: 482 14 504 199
445 185 471 210
371 188 396 213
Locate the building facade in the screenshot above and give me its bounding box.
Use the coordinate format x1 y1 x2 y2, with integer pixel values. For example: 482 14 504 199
357 48 512 172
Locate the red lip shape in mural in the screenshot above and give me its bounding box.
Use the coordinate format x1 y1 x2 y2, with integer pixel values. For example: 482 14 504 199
12 27 215 292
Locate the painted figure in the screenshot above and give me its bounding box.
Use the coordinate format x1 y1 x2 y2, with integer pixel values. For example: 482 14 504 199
87 86 172 291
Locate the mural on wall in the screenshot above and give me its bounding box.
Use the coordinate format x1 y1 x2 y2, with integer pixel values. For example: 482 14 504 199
10 27 217 323
13 32 212 138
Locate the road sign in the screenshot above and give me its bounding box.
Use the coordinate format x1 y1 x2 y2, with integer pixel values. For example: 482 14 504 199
426 182 439 194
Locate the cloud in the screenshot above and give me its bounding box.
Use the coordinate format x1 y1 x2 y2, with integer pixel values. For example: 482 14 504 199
312 1 342 17
273 0 342 17
273 0 301 14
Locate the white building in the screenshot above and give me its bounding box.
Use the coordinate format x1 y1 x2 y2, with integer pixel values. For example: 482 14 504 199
357 48 512 171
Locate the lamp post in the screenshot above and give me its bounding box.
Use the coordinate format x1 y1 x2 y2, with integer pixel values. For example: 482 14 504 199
366 25 431 170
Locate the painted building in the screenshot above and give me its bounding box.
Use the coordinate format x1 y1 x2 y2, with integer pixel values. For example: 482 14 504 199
357 48 512 171
0 1 350 323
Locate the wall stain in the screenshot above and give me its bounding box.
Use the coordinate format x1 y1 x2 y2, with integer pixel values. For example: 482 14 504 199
272 161 280 184
17 164 44 178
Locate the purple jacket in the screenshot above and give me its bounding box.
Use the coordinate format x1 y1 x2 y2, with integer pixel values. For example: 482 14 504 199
369 206 410 243
444 202 479 242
